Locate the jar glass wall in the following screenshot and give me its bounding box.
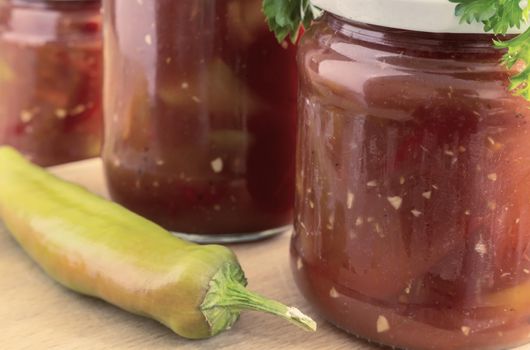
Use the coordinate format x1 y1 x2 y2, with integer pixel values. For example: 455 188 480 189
0 0 103 166
292 14 530 350
103 0 297 242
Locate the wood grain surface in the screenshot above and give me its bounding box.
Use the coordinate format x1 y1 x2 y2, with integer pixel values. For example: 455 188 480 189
4 159 530 350
1 158 369 350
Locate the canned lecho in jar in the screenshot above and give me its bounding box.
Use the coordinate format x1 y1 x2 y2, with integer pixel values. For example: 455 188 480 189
103 0 298 242
0 0 102 166
291 1 530 349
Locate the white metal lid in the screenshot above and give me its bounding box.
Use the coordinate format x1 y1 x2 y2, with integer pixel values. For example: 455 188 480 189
311 0 526 34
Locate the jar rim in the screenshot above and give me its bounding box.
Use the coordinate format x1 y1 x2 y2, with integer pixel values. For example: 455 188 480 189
311 0 528 34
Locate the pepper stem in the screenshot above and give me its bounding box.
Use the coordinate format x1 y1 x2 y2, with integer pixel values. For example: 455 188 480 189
201 262 317 336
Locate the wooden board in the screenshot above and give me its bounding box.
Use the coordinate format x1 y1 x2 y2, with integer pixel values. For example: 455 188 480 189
4 159 530 350
1 158 364 350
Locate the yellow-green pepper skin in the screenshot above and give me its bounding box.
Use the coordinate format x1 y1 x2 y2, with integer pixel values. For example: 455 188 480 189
0 146 239 338
0 147 316 338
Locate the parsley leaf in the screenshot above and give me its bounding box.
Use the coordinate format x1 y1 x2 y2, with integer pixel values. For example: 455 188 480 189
495 29 530 99
262 0 321 43
451 0 527 33
262 0 530 100
450 0 530 100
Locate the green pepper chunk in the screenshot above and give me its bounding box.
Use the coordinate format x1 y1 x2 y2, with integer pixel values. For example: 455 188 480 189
0 146 316 339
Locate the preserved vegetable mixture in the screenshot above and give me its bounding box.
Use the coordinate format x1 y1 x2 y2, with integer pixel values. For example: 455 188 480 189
0 0 102 166
103 0 297 240
273 1 530 349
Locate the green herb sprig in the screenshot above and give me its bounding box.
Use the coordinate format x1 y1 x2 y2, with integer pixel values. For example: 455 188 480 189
262 0 321 43
263 0 530 101
451 1 530 100
451 0 527 33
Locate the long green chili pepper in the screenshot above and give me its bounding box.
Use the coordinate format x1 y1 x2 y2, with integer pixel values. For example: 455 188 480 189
0 146 316 339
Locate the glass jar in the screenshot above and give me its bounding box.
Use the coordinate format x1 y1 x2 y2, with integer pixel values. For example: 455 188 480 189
292 1 530 350
0 0 103 167
102 0 297 242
